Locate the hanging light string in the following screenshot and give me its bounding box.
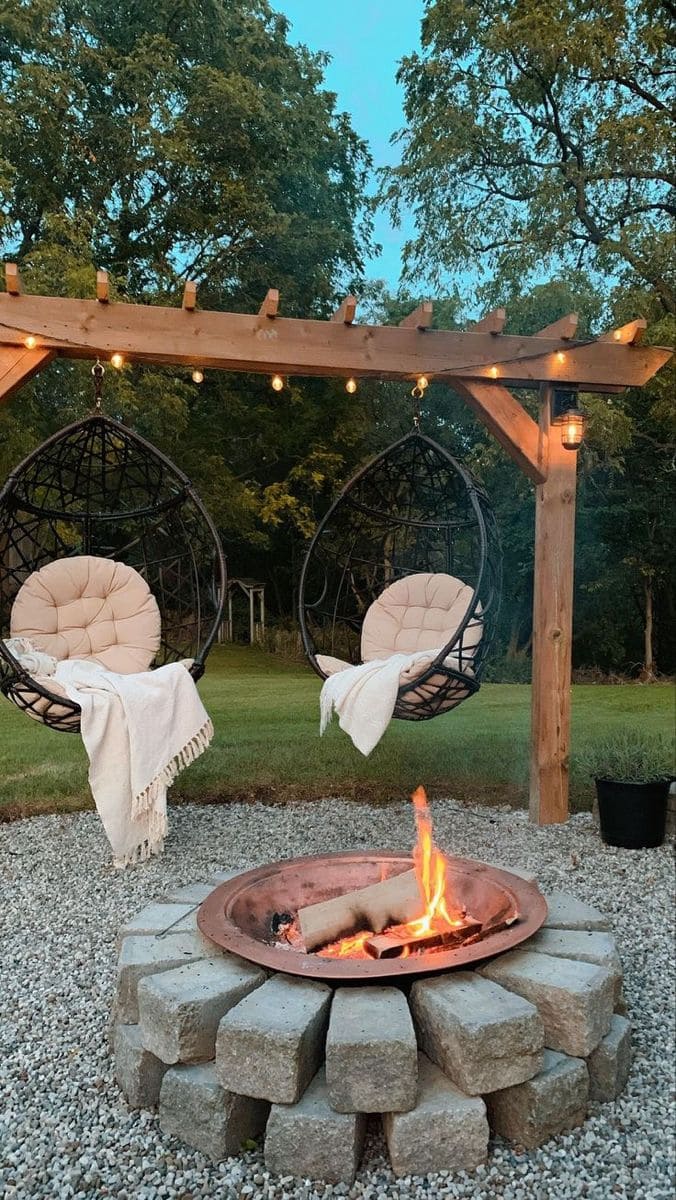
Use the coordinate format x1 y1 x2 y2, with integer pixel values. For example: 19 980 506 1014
410 374 429 428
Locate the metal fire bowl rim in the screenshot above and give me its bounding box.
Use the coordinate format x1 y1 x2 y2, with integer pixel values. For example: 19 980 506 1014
197 849 548 982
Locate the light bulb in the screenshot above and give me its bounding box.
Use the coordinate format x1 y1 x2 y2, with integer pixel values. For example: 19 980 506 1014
416 375 429 391
345 377 357 394
24 334 37 350
191 368 204 384
489 365 499 378
110 352 124 369
613 330 622 341
271 374 284 392
556 351 566 364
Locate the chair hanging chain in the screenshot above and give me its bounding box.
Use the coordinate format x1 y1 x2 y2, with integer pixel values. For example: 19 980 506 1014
91 359 104 411
410 374 429 429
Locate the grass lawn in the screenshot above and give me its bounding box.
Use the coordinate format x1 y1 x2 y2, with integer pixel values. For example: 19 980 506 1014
0 644 672 820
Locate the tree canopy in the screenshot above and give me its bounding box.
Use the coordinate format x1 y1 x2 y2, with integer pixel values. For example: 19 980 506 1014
384 0 675 312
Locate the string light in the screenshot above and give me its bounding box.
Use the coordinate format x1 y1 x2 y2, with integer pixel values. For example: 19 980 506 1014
24 335 37 350
110 353 124 369
416 375 429 391
191 368 204 384
345 377 357 394
556 350 566 364
613 330 622 341
271 374 284 392
489 366 499 378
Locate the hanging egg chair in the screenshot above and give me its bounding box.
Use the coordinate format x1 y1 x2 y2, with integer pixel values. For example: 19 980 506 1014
298 426 502 721
0 366 226 732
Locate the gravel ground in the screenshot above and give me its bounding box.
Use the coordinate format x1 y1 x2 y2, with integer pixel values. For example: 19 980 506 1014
1 797 674 1200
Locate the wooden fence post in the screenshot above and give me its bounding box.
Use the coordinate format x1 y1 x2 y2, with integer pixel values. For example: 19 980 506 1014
529 384 579 824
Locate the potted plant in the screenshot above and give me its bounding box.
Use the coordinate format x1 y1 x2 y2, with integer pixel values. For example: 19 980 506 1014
578 731 673 849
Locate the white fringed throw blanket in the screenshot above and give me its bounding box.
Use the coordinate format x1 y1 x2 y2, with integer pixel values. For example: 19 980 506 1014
3 638 214 867
55 659 212 867
320 650 445 756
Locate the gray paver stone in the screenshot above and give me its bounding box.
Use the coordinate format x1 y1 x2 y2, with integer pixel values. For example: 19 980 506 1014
480 949 613 1057
116 931 220 1023
113 1023 169 1108
138 955 266 1064
383 1054 488 1178
524 927 622 1003
159 1062 268 1162
486 1048 589 1148
116 901 196 948
411 971 544 1095
216 973 332 1103
325 986 417 1113
543 892 610 932
587 1013 632 1101
265 1068 366 1184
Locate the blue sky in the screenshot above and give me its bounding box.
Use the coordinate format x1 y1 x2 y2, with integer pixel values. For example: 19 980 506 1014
278 0 425 290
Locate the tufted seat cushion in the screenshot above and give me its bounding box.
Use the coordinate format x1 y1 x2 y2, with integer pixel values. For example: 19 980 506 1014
360 572 482 662
11 556 161 674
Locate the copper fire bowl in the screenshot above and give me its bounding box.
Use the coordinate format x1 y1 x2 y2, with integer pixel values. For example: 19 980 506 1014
197 851 548 982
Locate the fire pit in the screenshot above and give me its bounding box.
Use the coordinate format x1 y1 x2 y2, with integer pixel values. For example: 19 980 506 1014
197 850 547 980
112 791 630 1182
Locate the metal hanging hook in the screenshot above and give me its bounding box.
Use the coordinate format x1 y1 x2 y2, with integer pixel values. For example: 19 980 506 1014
410 374 429 428
91 359 104 411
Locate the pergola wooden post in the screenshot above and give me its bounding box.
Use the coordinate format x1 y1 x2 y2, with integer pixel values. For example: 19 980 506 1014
529 385 578 823
0 268 670 823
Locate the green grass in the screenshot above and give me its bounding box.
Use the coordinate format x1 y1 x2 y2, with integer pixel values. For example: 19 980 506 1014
0 644 672 819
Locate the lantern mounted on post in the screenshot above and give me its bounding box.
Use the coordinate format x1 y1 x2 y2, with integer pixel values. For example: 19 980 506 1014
552 386 587 451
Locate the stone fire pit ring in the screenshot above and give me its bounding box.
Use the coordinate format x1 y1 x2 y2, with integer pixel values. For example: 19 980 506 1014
112 865 631 1183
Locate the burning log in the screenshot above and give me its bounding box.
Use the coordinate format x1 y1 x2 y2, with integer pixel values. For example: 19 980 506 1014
297 868 423 952
364 916 483 960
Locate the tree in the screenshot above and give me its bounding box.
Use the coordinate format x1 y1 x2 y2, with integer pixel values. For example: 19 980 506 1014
384 0 675 312
0 0 375 615
0 0 372 307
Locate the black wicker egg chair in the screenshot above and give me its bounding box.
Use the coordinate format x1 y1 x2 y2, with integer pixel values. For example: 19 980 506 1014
298 428 502 721
0 396 226 732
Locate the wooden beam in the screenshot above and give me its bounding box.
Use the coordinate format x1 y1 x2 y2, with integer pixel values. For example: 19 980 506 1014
469 308 506 334
536 313 578 340
331 295 357 325
259 288 279 319
96 270 109 303
599 318 646 345
0 345 55 403
0 294 670 391
529 384 578 825
5 263 21 295
451 378 547 484
182 280 197 311
399 300 433 330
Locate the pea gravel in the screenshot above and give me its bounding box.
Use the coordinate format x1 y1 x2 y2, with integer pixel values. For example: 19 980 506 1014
1 798 674 1200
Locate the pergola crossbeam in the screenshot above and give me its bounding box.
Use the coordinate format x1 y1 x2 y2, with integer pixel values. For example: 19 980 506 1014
259 288 279 319
5 263 20 295
182 280 197 311
331 295 357 324
599 319 646 345
399 300 433 330
0 294 668 391
469 308 506 334
535 313 578 340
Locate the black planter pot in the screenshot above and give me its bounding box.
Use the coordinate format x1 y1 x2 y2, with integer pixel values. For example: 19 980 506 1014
595 777 669 849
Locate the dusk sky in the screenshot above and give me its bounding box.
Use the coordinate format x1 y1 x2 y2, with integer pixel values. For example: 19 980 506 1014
278 0 425 290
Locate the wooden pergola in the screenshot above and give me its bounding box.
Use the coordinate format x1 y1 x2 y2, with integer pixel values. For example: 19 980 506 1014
0 267 671 824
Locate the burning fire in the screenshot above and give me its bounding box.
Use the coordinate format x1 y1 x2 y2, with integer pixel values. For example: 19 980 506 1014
317 786 465 959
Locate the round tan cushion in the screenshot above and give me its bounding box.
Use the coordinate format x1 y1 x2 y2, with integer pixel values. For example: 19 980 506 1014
11 556 161 673
360 572 482 661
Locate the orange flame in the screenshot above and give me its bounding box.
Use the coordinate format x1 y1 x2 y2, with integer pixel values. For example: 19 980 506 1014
315 786 464 959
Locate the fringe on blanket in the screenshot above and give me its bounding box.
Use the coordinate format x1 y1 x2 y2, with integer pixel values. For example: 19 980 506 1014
116 717 214 868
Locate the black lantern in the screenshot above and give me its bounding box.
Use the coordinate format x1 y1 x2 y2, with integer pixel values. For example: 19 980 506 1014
552 386 587 451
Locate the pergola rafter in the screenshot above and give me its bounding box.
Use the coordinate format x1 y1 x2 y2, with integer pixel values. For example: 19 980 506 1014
0 266 671 825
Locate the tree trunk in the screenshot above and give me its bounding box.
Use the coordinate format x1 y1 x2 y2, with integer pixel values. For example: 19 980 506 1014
640 578 657 682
